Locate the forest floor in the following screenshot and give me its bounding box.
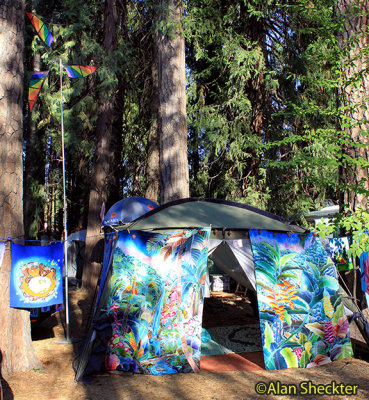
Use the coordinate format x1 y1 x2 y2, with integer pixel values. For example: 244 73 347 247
2 287 369 400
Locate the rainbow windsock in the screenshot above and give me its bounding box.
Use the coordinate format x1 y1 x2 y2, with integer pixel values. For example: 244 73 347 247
28 71 49 111
26 12 54 47
64 65 98 78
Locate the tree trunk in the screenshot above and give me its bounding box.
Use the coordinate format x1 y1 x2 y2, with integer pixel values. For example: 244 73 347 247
336 0 369 306
82 0 119 292
24 53 43 239
158 0 189 204
0 0 42 377
145 22 160 203
337 0 369 213
242 8 267 201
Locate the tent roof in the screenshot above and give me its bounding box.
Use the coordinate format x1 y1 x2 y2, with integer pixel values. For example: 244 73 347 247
102 196 158 226
122 198 306 233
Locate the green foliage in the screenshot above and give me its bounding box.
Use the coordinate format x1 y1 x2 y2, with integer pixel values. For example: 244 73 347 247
184 0 360 218
315 207 369 258
185 0 271 207
24 0 159 234
22 0 369 239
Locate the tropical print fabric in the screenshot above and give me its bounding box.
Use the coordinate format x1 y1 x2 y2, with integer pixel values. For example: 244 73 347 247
105 228 210 375
10 242 63 308
96 232 117 304
249 230 353 370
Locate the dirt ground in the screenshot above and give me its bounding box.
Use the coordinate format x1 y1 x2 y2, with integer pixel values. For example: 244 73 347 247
2 287 369 400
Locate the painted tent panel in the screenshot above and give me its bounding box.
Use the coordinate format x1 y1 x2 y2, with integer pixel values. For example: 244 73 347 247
95 232 117 305
104 228 210 375
249 230 353 370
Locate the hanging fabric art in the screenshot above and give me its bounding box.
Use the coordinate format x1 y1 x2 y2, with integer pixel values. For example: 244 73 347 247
104 228 210 375
328 237 353 271
360 251 369 307
249 230 353 370
10 242 64 309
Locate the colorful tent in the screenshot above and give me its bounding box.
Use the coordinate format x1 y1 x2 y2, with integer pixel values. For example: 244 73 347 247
74 198 353 380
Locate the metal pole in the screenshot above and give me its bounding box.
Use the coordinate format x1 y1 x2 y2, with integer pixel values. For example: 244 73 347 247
60 58 70 342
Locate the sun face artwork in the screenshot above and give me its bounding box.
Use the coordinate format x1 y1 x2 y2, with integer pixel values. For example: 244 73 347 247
18 261 57 301
10 242 63 308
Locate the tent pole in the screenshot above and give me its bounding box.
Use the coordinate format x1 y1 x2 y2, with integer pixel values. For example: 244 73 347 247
60 58 70 342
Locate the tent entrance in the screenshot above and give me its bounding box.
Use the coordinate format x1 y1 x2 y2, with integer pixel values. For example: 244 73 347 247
201 288 264 371
200 236 264 371
206 235 256 295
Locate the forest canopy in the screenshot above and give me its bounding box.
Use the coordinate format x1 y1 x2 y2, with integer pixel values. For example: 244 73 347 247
20 0 369 239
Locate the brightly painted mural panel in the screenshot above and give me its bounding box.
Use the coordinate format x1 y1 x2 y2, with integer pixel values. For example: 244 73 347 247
249 230 353 370
105 228 210 375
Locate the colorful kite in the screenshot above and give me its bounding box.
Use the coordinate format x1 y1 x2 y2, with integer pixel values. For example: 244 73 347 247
26 12 54 47
26 12 98 111
28 71 49 111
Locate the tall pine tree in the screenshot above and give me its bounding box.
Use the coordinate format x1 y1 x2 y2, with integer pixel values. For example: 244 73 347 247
0 0 42 376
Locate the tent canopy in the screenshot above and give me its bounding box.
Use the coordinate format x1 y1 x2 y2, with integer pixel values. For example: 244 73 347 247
102 196 158 227
123 198 306 234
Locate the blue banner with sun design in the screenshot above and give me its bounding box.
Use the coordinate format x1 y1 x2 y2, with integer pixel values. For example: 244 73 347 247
104 228 210 375
249 230 353 370
10 242 63 308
